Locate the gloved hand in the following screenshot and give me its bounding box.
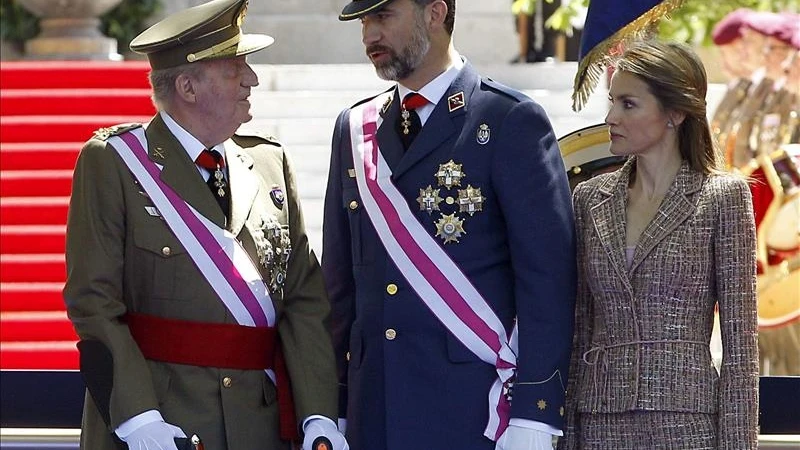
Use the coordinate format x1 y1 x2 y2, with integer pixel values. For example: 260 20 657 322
121 420 187 450
302 417 349 450
495 425 554 450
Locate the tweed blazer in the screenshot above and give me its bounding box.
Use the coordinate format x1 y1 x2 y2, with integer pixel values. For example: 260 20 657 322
64 115 337 450
560 157 759 449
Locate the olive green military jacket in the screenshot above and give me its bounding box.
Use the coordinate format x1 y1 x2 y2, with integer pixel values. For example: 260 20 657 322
63 114 337 450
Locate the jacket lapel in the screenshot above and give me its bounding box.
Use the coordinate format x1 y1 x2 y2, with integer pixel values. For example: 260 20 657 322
391 63 478 179
590 158 634 292
144 115 226 228
629 161 703 273
225 141 259 237
376 90 405 170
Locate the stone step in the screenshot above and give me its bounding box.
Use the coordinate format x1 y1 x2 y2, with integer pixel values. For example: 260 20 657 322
249 87 608 121
252 62 596 92
248 114 606 148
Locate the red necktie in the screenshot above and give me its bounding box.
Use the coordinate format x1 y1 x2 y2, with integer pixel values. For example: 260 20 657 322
399 93 427 149
195 149 229 218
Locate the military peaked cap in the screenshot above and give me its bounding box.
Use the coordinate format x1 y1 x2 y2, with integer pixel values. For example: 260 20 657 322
130 0 273 69
339 0 396 21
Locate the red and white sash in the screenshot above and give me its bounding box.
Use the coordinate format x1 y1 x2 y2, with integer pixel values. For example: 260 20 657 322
108 128 277 379
348 93 518 440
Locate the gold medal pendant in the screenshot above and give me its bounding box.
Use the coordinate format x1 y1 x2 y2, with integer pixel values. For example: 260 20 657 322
401 109 412 135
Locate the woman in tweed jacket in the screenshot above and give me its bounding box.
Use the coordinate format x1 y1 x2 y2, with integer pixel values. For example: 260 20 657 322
558 41 759 450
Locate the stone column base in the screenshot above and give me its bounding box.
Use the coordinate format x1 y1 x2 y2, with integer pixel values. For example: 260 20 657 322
24 18 121 61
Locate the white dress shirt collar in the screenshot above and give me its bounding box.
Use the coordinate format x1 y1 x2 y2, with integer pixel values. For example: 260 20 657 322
160 111 226 172
396 54 464 125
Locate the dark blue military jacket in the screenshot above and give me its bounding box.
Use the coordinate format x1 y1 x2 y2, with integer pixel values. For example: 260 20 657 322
322 62 576 450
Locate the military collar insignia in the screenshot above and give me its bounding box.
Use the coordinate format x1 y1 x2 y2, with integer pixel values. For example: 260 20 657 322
447 92 465 112
381 95 394 116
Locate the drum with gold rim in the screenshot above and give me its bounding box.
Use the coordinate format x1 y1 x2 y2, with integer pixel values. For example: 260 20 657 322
558 123 625 190
739 144 800 328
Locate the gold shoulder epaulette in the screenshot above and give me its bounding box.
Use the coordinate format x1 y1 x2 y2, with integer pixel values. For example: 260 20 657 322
92 123 143 141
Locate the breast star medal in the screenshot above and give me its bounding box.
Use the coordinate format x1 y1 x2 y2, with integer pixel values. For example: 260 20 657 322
417 185 443 214
435 160 464 189
435 213 466 244
457 185 485 216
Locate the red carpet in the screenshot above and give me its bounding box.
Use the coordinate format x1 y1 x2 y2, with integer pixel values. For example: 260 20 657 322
0 61 155 370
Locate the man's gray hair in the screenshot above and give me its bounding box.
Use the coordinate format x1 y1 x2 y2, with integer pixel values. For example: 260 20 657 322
149 62 206 111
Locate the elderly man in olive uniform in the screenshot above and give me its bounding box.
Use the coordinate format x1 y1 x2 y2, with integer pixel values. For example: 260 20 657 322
63 1 348 449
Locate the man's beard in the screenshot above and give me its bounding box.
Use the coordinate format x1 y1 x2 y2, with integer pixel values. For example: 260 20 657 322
369 17 430 81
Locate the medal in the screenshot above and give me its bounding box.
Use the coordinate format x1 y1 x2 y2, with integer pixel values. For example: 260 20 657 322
401 108 412 135
476 123 490 145
457 185 485 216
435 213 466 244
213 168 226 197
435 160 464 189
417 185 443 214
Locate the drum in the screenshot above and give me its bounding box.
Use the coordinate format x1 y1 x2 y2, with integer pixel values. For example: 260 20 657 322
739 145 800 264
558 123 625 191
741 144 800 328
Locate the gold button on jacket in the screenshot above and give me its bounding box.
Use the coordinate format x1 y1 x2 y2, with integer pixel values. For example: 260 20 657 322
385 329 397 340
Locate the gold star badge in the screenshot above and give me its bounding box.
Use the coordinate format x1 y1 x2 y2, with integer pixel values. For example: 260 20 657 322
537 399 547 410
435 160 464 189
417 185 443 214
435 213 466 244
457 184 485 216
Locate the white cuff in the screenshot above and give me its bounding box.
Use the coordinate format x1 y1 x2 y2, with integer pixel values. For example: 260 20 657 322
114 409 165 439
302 415 336 432
509 418 562 437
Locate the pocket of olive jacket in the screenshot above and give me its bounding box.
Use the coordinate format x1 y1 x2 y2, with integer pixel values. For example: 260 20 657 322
132 224 196 301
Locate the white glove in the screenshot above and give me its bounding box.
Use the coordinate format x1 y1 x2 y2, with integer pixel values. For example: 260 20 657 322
121 420 187 450
303 417 349 450
495 425 554 450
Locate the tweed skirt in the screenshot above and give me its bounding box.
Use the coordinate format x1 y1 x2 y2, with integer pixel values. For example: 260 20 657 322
573 410 717 450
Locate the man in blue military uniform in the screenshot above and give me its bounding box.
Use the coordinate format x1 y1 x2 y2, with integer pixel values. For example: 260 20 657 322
322 0 576 449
